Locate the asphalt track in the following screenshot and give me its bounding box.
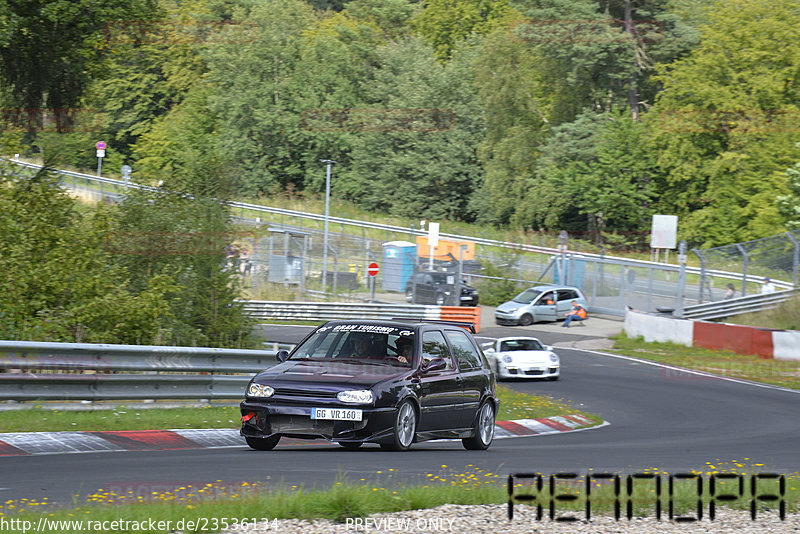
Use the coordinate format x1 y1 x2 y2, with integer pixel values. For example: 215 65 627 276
1 322 799 506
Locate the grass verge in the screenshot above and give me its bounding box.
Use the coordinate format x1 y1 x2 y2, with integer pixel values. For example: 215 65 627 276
0 385 600 433
611 334 800 390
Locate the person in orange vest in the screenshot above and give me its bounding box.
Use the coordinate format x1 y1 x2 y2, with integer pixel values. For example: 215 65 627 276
562 301 587 328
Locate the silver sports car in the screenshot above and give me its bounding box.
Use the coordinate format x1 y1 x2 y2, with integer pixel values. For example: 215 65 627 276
482 337 560 380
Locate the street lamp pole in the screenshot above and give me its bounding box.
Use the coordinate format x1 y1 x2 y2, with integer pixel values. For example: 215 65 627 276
320 159 336 294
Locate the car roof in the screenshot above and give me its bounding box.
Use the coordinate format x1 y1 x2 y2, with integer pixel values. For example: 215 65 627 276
523 285 581 291
497 336 543 342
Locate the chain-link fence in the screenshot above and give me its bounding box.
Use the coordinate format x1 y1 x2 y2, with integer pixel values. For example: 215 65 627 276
231 218 697 317
692 230 800 302
14 160 797 317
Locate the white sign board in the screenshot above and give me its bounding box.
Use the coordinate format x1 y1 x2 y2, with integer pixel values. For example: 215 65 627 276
650 215 678 249
428 222 440 248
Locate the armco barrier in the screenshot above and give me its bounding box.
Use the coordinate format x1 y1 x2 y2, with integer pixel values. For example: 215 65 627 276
624 309 799 360
241 301 440 322
0 341 275 401
241 301 481 332
0 308 484 401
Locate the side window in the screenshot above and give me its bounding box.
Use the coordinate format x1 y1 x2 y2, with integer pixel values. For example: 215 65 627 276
559 289 578 301
445 330 482 370
538 291 555 305
421 330 455 371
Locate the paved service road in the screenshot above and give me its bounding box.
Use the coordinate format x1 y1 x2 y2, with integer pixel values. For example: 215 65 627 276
2 318 798 506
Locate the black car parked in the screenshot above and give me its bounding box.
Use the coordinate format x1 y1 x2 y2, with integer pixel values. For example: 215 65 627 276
405 271 479 306
241 319 497 451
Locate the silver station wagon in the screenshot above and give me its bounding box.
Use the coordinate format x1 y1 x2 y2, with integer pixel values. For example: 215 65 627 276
494 285 587 326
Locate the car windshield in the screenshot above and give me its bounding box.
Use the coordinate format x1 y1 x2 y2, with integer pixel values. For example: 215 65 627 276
500 339 544 351
513 289 541 304
290 325 414 367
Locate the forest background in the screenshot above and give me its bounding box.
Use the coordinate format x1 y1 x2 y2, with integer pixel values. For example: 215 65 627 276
1 0 799 345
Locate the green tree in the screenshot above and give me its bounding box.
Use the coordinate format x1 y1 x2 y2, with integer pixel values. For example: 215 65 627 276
516 109 657 243
344 0 418 41
777 144 800 230
0 161 181 343
647 0 800 246
111 188 252 347
205 0 361 196
411 0 520 60
340 37 485 221
470 27 552 225
0 0 159 111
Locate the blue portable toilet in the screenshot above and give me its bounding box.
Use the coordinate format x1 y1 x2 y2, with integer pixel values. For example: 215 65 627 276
382 241 417 291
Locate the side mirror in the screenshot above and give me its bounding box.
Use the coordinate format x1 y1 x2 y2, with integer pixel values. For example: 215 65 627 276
276 350 290 362
545 345 553 352
422 358 447 374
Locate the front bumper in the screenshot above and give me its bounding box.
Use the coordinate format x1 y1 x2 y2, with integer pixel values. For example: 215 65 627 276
494 312 521 326
497 363 559 379
240 399 396 443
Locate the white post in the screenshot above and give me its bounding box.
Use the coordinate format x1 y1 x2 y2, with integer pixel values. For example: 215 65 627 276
320 160 335 293
428 222 439 271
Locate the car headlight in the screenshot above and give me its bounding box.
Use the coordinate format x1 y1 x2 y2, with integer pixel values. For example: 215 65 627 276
247 383 274 398
337 390 374 404
502 355 513 363
549 353 559 363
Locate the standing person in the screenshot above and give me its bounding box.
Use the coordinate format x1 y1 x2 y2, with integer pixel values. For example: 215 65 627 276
723 283 736 300
562 301 587 328
761 277 776 294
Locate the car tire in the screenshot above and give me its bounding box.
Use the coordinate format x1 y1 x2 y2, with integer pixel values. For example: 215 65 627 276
519 314 533 326
383 400 416 451
462 401 495 450
245 435 280 451
548 375 559 381
338 441 363 449
405 289 413 303
435 293 446 306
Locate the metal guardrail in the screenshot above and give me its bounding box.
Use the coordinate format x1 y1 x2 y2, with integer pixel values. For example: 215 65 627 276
681 288 799 321
0 341 276 401
241 301 440 322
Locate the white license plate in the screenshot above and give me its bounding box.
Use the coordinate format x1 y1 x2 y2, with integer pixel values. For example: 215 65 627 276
311 408 363 421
